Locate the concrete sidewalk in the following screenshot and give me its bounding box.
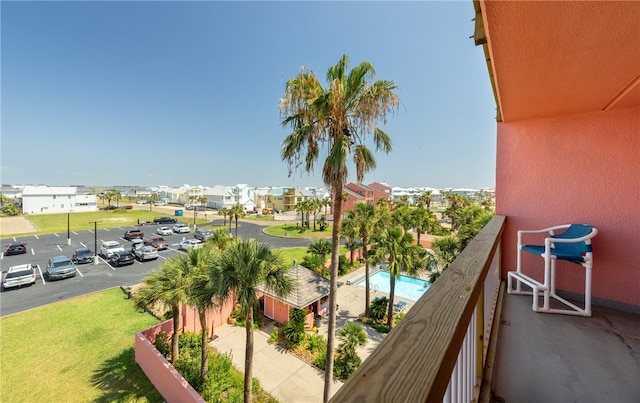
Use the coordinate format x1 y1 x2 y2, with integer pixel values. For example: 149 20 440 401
211 324 342 402
210 267 398 402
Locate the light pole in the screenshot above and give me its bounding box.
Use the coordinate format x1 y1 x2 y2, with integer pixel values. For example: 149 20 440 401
90 221 99 265
67 211 71 245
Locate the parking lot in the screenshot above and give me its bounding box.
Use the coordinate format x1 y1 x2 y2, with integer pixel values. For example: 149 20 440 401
0 218 314 317
0 221 200 317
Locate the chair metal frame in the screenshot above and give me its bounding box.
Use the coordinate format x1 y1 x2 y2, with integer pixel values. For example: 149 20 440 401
507 224 597 317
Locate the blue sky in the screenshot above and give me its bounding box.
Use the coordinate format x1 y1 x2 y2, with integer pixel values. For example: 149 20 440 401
1 1 496 190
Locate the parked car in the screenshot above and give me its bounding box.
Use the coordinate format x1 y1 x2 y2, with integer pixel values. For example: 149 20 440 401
145 236 169 250
72 247 94 264
124 229 144 240
2 264 37 289
109 251 136 267
193 229 213 241
136 200 148 204
156 226 173 236
153 216 177 224
5 242 27 256
173 223 190 234
134 245 159 261
46 255 77 280
130 238 145 254
100 241 125 258
101 205 118 210
179 239 203 250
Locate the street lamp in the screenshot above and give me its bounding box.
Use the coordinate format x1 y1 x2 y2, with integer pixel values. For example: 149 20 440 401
67 211 71 246
90 221 99 265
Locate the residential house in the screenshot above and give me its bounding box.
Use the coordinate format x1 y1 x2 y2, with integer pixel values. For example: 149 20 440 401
203 185 234 210
22 186 97 214
333 2 640 402
368 181 392 203
231 184 257 212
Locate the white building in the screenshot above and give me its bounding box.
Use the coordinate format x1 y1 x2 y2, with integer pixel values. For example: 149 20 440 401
22 186 97 214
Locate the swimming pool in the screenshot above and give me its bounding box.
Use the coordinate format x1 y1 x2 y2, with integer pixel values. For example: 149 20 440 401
356 270 430 301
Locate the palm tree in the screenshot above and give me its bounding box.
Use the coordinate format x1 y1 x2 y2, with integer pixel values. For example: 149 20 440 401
134 256 193 362
337 321 367 357
212 239 294 403
340 215 359 265
148 193 159 211
280 54 399 401
183 247 218 385
207 228 234 251
197 195 208 214
218 207 230 226
294 201 306 228
308 239 332 261
369 226 424 327
348 202 377 317
229 204 245 237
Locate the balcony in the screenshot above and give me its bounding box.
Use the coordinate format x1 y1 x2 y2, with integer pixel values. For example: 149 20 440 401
331 215 640 402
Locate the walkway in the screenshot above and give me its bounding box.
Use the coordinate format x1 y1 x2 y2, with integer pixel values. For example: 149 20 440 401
210 266 400 402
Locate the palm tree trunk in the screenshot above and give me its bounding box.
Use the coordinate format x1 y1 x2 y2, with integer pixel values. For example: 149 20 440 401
171 304 181 362
387 276 396 327
199 308 208 385
235 217 239 237
323 187 342 402
244 306 254 403
363 235 370 317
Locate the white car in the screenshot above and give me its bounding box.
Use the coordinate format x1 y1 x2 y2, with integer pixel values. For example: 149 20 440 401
2 264 37 289
179 239 203 250
100 241 125 258
134 245 159 261
173 223 190 234
156 226 173 236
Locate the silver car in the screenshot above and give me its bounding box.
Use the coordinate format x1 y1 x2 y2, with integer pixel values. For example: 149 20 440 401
46 255 77 280
134 245 159 261
2 264 37 289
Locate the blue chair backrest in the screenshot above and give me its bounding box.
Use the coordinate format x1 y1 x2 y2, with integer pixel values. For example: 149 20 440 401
553 224 594 259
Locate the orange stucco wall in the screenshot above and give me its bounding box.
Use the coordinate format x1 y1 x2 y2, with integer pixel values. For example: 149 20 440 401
496 106 640 308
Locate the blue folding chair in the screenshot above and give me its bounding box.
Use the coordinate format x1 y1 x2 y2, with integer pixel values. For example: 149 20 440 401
507 224 597 316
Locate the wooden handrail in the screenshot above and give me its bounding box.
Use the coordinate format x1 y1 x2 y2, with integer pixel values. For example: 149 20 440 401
331 215 505 402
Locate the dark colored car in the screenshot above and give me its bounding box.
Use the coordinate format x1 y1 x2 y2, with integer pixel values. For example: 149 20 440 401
101 205 119 210
5 242 27 255
194 229 213 241
124 229 144 240
145 236 169 250
72 247 95 264
108 251 136 267
153 216 177 224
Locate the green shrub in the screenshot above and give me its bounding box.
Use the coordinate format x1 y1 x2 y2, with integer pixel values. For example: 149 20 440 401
173 354 202 391
283 308 306 348
365 317 391 333
306 333 326 353
269 327 280 344
333 352 362 380
338 255 349 275
313 343 327 369
369 296 388 320
153 332 170 358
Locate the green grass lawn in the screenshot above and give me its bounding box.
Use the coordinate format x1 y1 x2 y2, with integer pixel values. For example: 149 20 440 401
1 210 211 238
0 288 162 402
263 223 333 239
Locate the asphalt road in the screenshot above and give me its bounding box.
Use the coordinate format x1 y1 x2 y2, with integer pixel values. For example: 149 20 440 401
0 219 313 317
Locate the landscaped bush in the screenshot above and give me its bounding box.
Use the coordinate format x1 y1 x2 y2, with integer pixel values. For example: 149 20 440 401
365 317 391 333
333 352 362 380
269 326 279 343
283 308 306 348
306 333 326 354
338 255 350 275
369 296 388 320
153 332 171 358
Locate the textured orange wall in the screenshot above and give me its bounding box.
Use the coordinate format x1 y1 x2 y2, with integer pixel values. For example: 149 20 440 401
496 106 640 308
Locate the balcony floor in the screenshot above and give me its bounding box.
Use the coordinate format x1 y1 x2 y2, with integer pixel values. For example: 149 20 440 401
493 291 640 402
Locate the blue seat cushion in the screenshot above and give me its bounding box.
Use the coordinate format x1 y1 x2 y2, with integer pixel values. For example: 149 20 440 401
522 245 586 264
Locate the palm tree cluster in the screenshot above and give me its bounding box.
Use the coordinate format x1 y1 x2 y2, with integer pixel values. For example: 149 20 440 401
134 237 293 403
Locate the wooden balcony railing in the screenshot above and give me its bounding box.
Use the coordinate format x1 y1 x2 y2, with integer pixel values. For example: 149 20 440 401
331 215 505 402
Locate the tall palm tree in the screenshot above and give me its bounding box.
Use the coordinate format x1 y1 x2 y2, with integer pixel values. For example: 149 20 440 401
348 202 377 317
148 192 159 211
369 226 424 327
229 204 245 237
280 54 399 401
340 214 359 265
212 239 294 403
218 207 230 226
134 256 192 362
183 247 218 385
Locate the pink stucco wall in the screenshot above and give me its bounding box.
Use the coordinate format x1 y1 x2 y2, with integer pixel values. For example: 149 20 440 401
181 295 235 338
496 106 640 308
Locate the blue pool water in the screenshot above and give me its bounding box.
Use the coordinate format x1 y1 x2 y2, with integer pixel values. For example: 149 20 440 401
356 270 430 301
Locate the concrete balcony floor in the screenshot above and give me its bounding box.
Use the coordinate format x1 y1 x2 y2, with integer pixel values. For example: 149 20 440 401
492 291 640 402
